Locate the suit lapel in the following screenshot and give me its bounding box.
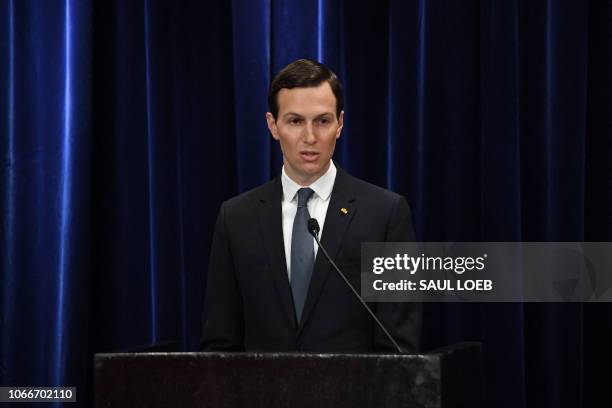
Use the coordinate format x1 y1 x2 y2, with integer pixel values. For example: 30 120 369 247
298 169 356 333
257 178 298 330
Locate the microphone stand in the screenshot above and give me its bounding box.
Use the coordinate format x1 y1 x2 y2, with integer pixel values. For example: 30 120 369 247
308 219 404 354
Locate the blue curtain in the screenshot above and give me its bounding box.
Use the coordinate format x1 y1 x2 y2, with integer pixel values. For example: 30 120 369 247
1 0 610 407
1 0 93 400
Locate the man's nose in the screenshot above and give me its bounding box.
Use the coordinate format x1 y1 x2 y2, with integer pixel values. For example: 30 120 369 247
303 122 316 144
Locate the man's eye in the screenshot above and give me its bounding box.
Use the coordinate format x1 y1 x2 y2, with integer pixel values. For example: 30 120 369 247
289 118 302 125
317 118 330 125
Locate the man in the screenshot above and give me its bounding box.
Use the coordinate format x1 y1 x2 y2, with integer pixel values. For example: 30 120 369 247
201 59 421 352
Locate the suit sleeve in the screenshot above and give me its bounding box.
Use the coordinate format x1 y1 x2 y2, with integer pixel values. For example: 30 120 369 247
374 195 422 353
201 202 245 351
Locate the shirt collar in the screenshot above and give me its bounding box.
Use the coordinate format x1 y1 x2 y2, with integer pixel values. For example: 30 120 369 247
281 161 337 203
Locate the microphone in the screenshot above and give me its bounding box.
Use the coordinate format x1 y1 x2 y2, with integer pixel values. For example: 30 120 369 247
307 218 404 354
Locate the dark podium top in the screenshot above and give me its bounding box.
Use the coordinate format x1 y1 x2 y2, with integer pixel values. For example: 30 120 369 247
95 342 481 408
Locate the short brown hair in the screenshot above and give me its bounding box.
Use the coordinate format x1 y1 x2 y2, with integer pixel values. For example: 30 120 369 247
268 59 344 120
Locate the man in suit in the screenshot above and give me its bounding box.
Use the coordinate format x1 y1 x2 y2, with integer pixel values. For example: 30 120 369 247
201 59 421 352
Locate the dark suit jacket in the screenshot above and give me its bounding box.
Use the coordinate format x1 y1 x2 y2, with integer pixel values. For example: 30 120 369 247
201 166 421 353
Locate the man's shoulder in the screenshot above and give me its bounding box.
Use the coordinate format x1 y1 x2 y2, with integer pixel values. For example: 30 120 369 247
222 178 279 213
219 167 405 213
337 169 403 203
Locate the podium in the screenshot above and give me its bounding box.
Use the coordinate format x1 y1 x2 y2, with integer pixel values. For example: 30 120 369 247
94 342 481 407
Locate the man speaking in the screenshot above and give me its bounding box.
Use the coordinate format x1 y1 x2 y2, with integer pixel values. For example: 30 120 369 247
201 59 421 352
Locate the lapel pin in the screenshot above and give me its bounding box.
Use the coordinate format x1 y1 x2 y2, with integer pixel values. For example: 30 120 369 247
340 207 348 215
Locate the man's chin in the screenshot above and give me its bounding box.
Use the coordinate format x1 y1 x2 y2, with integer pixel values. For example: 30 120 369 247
286 165 324 185
301 162 328 175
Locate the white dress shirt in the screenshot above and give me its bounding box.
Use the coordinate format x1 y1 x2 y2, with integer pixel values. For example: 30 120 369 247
281 161 337 281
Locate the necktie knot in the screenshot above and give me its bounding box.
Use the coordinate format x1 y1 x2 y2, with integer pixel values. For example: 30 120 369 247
297 188 315 207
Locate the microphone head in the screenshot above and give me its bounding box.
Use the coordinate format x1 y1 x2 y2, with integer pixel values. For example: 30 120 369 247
307 218 320 236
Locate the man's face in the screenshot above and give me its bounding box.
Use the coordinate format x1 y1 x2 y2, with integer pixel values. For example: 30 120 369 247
266 82 344 186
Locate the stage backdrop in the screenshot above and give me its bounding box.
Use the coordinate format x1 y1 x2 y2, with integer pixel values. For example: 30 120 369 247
1 0 610 407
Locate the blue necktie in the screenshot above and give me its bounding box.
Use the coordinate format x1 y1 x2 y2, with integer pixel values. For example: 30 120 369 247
290 188 315 323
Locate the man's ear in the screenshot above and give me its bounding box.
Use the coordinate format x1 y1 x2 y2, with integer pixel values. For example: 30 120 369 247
266 112 279 140
336 110 344 139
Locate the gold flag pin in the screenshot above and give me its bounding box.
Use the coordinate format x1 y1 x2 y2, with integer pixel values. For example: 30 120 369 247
340 207 348 215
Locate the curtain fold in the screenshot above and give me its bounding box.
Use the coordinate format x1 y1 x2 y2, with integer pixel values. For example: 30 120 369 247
1 0 92 395
1 1 610 407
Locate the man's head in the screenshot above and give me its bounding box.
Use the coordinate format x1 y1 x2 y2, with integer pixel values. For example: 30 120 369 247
268 59 344 120
266 59 344 186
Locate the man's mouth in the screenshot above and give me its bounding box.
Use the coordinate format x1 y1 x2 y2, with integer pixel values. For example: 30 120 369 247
300 151 320 161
